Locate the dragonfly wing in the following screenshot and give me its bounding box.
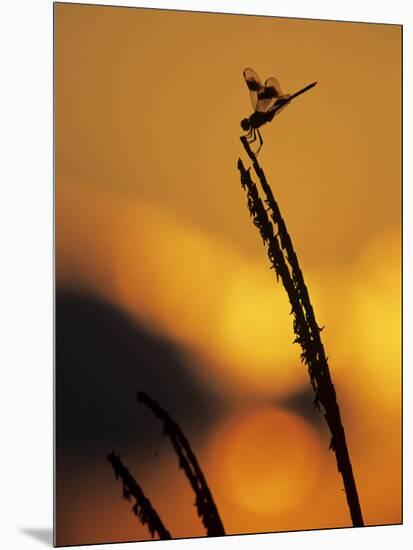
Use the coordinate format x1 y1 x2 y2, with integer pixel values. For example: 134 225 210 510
256 77 283 112
271 93 292 115
265 77 282 96
243 67 264 111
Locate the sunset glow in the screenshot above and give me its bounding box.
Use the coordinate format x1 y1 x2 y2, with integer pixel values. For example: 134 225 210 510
55 3 401 546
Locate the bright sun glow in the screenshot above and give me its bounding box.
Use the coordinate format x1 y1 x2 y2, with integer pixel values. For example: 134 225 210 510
206 407 324 516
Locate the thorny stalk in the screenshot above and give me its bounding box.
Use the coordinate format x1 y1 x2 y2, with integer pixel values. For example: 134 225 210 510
137 391 226 536
107 451 172 539
237 137 364 527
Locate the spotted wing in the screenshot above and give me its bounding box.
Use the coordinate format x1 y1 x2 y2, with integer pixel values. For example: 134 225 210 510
257 77 283 112
243 68 264 111
272 93 292 115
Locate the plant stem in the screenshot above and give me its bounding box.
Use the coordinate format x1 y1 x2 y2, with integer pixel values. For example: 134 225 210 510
237 137 364 527
137 392 226 536
107 451 172 539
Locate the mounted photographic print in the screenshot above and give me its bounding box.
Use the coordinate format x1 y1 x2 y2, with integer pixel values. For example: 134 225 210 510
54 2 402 546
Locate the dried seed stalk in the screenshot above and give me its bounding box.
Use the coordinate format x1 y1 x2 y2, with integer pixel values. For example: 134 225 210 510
137 392 225 536
107 451 172 540
237 138 364 527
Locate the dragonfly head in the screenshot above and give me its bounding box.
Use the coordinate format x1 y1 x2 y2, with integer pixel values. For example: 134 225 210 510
241 118 251 131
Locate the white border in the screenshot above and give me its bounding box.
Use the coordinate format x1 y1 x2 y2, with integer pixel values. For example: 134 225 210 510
0 1 410 549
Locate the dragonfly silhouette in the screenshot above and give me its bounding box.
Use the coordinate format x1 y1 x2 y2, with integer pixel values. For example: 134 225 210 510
241 67 317 154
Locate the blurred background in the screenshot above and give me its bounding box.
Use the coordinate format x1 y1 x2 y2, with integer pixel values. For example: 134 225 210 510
55 3 401 546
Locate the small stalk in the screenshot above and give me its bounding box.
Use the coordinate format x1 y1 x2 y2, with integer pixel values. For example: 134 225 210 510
107 451 172 540
137 392 226 537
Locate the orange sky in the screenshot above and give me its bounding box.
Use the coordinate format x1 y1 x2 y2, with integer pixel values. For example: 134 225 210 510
55 3 401 546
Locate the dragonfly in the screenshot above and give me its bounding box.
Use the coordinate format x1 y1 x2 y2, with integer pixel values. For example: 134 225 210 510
241 67 317 155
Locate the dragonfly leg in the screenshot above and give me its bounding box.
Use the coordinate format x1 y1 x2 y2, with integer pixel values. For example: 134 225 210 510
255 128 263 156
249 127 257 144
